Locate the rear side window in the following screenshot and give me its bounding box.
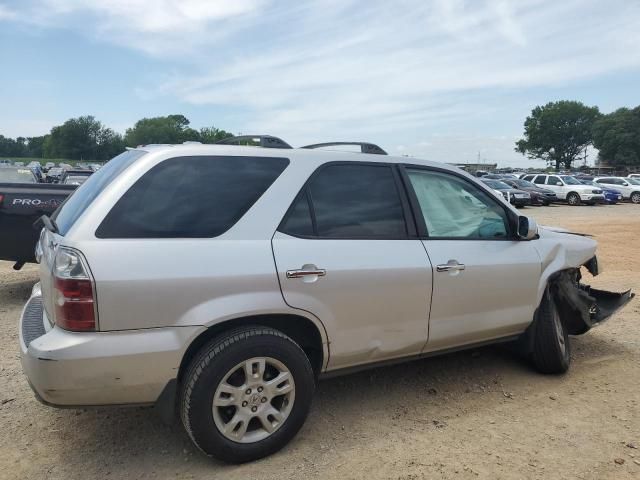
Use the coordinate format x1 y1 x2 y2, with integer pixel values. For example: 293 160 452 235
96 156 288 238
280 163 407 238
53 150 146 235
533 176 546 185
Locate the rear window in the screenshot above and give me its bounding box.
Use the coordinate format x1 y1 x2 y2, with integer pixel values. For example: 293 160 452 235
96 156 289 238
0 167 35 183
53 150 146 235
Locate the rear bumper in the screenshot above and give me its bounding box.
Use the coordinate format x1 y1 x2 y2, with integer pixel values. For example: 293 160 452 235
19 285 202 407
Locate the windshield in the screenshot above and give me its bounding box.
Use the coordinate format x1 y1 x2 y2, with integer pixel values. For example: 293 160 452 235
627 178 640 185
0 167 36 183
63 176 88 185
482 179 510 190
560 175 581 185
579 180 597 186
52 150 146 235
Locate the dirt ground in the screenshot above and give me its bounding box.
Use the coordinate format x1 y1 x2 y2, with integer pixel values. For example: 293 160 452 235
0 203 638 480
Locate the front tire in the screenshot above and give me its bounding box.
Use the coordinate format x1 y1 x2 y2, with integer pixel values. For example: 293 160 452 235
567 192 581 206
531 290 570 374
180 327 315 463
631 192 640 204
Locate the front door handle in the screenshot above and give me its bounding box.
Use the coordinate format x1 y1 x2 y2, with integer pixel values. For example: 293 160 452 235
286 268 327 279
436 260 466 273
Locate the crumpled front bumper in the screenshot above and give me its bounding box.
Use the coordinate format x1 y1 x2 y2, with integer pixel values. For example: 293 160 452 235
551 261 634 335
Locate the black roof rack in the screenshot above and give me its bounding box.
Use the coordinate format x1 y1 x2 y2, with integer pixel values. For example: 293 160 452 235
301 142 387 155
216 135 292 149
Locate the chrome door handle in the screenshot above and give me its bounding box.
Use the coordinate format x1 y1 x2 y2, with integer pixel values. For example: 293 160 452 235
436 261 466 272
286 268 327 279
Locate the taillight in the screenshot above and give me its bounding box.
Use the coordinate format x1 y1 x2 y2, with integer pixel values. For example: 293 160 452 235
53 247 96 331
0 194 4 206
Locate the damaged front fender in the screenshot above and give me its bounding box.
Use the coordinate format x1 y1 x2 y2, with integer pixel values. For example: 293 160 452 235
550 268 634 335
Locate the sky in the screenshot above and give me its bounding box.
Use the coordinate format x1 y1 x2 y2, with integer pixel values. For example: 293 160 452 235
1 0 639 167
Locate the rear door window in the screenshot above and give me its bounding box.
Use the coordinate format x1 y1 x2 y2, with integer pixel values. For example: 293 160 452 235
533 176 547 185
280 163 407 238
96 156 289 238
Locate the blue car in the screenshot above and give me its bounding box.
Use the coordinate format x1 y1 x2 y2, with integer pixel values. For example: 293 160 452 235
579 180 622 204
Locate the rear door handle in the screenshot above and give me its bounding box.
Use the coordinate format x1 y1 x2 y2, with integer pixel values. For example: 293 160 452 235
436 260 466 273
286 268 327 279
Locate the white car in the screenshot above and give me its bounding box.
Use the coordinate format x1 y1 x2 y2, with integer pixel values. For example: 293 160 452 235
627 174 640 179
521 174 605 206
595 177 640 204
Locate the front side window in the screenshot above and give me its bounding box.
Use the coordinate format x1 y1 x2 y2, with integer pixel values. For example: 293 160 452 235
280 163 407 238
97 156 289 238
547 176 562 185
406 169 509 239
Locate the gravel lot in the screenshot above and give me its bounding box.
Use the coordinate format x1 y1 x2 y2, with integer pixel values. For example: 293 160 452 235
1 203 638 480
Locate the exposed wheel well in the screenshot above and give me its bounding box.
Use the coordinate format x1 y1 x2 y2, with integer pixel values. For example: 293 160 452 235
177 314 325 382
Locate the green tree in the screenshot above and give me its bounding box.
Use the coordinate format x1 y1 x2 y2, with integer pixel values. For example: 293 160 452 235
26 135 47 158
43 116 124 160
515 101 601 170
124 114 200 146
0 134 27 156
592 106 640 168
198 126 234 143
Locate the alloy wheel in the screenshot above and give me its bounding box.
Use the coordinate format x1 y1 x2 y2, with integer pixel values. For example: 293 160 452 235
212 357 295 444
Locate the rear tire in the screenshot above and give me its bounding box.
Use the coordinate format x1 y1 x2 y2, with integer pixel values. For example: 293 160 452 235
180 326 315 463
530 290 571 374
567 192 581 206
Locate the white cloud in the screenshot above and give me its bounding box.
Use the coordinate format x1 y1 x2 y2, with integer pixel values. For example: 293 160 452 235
2 0 640 165
0 4 16 19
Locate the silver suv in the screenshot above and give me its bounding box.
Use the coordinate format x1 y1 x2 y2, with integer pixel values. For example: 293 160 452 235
19 144 633 463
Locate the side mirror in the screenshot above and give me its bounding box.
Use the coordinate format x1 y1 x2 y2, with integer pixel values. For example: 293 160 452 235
622 182 629 186
518 216 538 240
556 182 562 186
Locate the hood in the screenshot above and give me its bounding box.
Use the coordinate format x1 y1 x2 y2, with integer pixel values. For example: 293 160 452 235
499 188 529 195
535 225 597 272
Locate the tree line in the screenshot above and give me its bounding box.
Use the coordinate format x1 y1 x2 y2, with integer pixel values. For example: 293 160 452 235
516 101 640 170
0 114 233 161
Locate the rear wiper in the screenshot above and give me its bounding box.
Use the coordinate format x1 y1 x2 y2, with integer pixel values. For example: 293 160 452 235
34 214 59 234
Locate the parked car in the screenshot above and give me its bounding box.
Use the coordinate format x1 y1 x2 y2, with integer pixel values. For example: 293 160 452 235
0 178 76 267
44 162 55 171
501 179 558 206
521 174 605 205
61 169 93 185
19 145 633 463
480 178 531 207
594 177 640 204
0 166 39 184
628 174 640 179
45 167 65 183
578 180 622 204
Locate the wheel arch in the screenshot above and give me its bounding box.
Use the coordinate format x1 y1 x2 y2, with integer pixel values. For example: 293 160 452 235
177 313 328 383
